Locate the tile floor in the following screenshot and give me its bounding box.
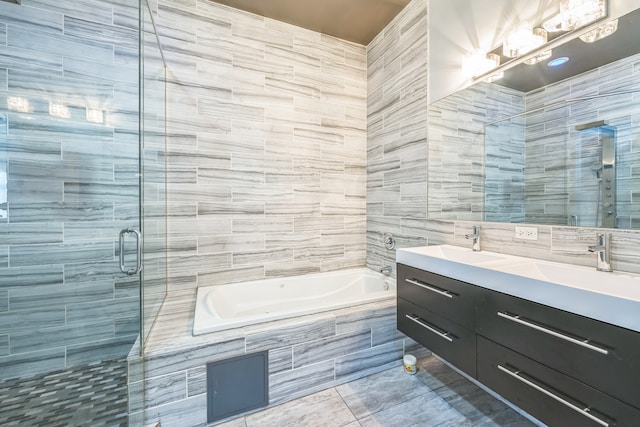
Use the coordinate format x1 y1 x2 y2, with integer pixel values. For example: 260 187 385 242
0 358 128 427
220 354 539 427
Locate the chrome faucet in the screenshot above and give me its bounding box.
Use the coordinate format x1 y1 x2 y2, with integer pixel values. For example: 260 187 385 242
588 233 612 272
465 225 481 252
379 266 392 290
379 266 393 275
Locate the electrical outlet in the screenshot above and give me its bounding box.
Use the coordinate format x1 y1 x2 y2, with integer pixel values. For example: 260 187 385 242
515 226 538 240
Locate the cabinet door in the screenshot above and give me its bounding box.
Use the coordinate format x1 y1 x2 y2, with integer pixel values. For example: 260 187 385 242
397 264 477 329
477 289 640 410
478 336 640 427
397 298 476 377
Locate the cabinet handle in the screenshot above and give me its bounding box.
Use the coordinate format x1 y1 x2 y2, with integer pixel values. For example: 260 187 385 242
497 365 609 427
405 278 454 298
497 312 609 355
405 314 454 342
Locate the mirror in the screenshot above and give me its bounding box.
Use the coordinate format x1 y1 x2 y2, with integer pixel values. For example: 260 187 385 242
427 6 640 229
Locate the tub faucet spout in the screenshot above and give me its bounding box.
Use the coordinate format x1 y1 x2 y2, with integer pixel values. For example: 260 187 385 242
380 266 392 275
588 233 612 272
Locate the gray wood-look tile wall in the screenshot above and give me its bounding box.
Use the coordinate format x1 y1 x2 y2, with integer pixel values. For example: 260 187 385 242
366 0 429 273
155 0 368 290
0 0 146 380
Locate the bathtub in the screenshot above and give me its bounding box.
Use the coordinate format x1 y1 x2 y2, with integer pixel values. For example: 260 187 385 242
193 268 396 335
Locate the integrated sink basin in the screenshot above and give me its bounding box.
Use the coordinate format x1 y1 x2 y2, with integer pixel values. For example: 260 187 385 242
407 244 506 265
397 244 640 332
495 261 640 300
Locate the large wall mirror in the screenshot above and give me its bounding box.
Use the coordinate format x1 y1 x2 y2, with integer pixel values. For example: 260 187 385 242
428 1 640 229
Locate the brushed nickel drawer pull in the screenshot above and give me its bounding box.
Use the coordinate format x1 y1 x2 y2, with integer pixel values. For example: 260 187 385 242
405 314 454 342
406 278 454 298
497 365 609 427
497 312 609 355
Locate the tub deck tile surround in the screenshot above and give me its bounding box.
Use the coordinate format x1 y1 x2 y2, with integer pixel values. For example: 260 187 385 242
129 290 405 426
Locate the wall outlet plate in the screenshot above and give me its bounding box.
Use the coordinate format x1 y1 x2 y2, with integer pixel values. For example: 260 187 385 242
515 226 538 241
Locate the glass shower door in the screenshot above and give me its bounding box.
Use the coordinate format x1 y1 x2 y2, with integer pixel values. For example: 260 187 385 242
139 0 168 350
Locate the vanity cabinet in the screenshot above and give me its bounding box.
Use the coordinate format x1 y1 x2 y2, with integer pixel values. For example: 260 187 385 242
397 298 476 376
477 288 640 410
397 264 477 328
477 336 640 427
396 263 640 427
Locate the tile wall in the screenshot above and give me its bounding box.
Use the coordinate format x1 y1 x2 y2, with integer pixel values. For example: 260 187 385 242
155 0 368 291
0 0 148 380
366 0 429 272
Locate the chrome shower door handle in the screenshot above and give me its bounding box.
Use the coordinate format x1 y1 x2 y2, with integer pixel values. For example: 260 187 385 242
119 228 142 275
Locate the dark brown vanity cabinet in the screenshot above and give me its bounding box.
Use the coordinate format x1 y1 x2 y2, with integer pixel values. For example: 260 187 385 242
397 264 477 376
396 263 640 427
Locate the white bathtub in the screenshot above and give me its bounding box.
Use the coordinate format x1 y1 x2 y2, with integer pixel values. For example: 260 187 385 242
193 268 396 335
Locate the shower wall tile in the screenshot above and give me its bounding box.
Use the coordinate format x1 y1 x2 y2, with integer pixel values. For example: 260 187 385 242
0 2 63 35
0 223 63 244
66 333 139 366
157 0 367 288
9 241 114 267
0 307 66 333
8 26 114 63
9 202 114 224
0 335 7 356
21 0 114 25
0 266 63 289
10 320 114 354
366 0 428 272
67 296 139 325
7 180 63 203
0 347 65 379
0 0 142 380
0 45 63 75
10 281 115 311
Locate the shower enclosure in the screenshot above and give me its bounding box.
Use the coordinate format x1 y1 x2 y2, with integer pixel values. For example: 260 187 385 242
0 0 167 424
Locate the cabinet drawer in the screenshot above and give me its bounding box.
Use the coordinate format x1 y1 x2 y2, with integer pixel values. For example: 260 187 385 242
477 289 640 409
397 298 476 377
397 263 477 329
478 336 640 427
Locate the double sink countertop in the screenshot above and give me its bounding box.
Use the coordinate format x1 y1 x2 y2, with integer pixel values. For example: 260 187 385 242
396 245 640 333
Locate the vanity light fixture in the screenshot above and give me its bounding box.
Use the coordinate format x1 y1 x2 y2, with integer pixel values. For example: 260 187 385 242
86 108 104 124
7 96 30 113
49 102 71 119
524 50 553 65
503 27 548 58
579 18 618 43
543 0 607 32
462 50 501 78
484 71 504 83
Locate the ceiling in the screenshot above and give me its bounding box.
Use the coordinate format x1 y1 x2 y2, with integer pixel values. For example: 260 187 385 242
209 0 412 45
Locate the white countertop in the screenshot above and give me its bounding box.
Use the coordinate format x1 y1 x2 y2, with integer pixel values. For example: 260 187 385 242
396 245 640 333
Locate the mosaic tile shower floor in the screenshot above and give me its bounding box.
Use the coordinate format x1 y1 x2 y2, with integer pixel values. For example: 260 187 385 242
0 358 128 427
